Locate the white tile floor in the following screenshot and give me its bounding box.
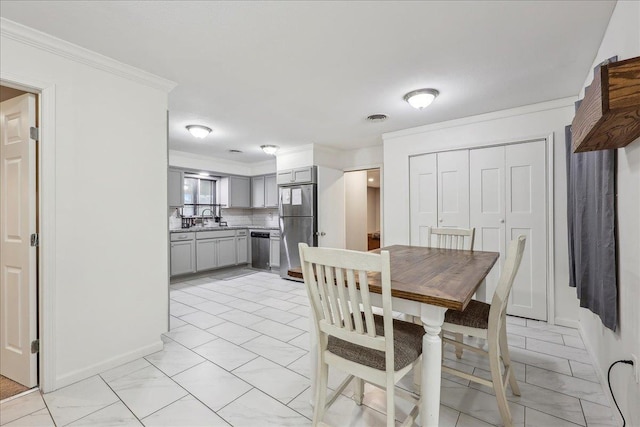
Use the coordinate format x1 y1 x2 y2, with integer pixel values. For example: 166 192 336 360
0 270 618 427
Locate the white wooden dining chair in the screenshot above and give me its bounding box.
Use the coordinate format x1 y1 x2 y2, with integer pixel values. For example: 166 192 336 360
298 243 423 427
421 227 476 360
425 226 476 251
440 235 526 427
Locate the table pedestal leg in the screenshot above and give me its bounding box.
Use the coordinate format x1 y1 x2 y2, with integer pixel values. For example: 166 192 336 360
419 305 447 427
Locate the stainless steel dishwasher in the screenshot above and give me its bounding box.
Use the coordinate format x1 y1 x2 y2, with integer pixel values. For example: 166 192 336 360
251 231 270 270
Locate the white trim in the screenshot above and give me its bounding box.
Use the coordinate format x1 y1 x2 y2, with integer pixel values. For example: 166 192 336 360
168 149 276 173
545 133 556 326
554 317 579 329
55 340 164 389
384 97 577 141
578 321 623 425
0 72 57 392
277 143 315 155
343 162 383 172
0 18 176 93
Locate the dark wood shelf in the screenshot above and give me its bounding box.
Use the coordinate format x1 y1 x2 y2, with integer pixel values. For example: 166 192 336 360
572 56 640 153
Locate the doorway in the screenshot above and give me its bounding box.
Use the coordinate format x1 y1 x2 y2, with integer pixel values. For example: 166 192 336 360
0 84 40 399
344 168 381 251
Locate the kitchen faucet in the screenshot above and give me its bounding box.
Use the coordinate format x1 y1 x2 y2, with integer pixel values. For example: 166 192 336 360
200 208 214 225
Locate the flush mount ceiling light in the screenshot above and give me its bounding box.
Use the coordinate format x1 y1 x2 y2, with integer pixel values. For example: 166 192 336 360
403 88 439 110
186 125 212 139
261 145 279 155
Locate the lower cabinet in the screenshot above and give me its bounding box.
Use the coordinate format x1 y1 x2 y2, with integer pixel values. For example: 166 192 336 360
196 239 218 271
269 237 280 268
236 235 248 264
171 240 196 276
217 237 237 267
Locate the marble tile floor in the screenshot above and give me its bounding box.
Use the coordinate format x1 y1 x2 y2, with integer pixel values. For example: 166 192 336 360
0 270 618 426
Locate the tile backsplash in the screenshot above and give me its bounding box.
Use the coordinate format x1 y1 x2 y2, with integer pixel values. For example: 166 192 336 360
222 208 279 228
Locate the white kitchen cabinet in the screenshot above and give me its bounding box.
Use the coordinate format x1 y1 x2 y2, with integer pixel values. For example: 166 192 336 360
276 167 316 185
196 239 218 271
251 174 277 208
251 176 265 207
269 236 280 268
236 232 248 264
265 174 278 207
168 168 183 207
217 237 237 267
170 233 196 276
220 176 251 208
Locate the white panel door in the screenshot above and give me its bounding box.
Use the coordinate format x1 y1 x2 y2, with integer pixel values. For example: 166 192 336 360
470 146 506 303
409 154 437 245
317 166 345 248
0 94 38 387
506 141 547 320
437 150 469 228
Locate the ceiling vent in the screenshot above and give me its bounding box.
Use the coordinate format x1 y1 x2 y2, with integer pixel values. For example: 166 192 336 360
229 149 242 153
366 114 388 123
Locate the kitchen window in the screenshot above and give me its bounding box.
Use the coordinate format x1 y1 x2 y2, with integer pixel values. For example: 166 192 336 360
183 174 217 217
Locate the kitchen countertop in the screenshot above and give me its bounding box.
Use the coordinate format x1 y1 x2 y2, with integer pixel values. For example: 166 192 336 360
170 225 279 233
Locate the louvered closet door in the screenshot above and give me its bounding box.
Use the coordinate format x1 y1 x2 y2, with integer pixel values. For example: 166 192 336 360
437 150 469 228
409 154 437 245
470 146 506 304
505 141 547 320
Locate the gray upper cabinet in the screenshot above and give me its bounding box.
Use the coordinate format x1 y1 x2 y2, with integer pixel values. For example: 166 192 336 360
220 176 251 208
265 175 278 207
276 167 316 185
168 169 184 207
251 176 265 208
251 174 277 208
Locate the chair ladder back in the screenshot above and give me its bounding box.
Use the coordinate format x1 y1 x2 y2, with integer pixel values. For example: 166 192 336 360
427 227 475 250
358 270 377 337
489 236 527 331
333 267 353 331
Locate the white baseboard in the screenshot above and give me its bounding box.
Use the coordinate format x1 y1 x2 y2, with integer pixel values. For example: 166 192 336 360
578 322 624 426
553 317 580 329
53 340 164 390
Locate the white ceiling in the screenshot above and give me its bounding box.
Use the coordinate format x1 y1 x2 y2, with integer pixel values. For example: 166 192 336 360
1 1 615 163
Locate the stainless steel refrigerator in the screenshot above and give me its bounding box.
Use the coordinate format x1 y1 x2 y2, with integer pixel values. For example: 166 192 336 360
279 183 317 279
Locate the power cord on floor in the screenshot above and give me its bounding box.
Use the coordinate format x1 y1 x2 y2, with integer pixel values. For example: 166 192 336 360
607 359 634 427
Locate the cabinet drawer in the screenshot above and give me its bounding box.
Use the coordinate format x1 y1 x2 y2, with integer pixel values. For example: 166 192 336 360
236 229 248 236
196 229 236 239
170 232 195 241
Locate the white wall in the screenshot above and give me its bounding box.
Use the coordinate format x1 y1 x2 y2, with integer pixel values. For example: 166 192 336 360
1 20 173 390
576 2 640 424
382 98 579 326
344 170 368 251
170 149 276 176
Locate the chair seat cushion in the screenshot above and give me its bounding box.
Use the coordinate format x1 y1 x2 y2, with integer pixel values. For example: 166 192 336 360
327 314 424 371
444 300 490 329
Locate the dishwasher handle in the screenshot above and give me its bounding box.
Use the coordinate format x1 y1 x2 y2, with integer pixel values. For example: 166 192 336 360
251 231 270 238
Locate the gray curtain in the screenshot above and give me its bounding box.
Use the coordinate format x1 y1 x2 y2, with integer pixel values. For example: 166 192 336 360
566 125 617 331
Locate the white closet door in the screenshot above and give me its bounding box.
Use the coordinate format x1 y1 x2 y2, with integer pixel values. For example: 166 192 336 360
437 150 469 228
506 141 547 320
409 154 437 245
470 146 506 303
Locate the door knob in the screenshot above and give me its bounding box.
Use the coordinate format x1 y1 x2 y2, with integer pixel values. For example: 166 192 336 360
316 231 326 236
500 219 505 223
439 219 443 223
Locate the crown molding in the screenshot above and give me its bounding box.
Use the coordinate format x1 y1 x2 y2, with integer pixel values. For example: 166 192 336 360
383 96 577 140
1 18 177 93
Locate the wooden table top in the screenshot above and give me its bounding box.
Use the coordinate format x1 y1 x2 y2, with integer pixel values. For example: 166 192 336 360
288 245 499 311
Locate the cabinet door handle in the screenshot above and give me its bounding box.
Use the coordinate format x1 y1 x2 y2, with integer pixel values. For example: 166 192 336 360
500 219 505 223
439 219 444 223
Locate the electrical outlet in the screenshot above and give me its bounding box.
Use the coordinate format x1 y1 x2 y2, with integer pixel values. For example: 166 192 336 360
632 354 639 383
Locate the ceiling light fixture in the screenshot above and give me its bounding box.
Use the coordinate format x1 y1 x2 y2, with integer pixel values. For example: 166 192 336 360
368 178 374 182
403 88 439 110
186 125 212 139
261 145 279 155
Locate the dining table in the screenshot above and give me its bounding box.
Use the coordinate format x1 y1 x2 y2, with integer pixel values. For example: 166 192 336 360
288 244 499 427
